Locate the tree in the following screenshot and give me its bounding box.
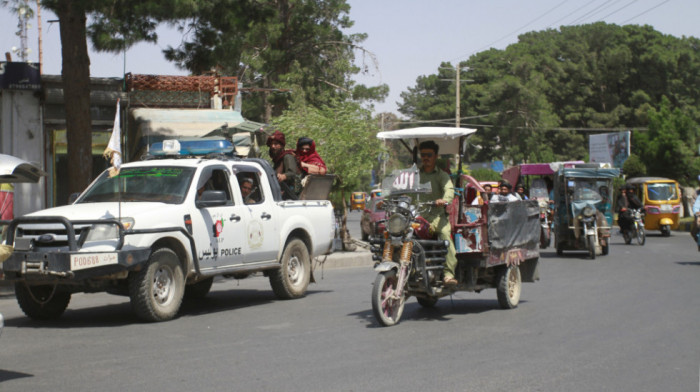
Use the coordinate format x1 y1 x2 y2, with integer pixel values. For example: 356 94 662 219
271 96 384 201
633 97 700 185
32 0 187 195
398 23 700 169
163 0 386 123
621 153 646 178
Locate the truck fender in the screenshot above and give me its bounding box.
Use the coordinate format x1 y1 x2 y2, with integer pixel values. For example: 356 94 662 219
374 261 400 272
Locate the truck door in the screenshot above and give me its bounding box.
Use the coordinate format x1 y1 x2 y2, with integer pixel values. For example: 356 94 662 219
191 167 247 271
234 171 279 262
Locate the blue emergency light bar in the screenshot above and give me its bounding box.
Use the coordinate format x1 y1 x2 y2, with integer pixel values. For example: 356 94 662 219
149 139 234 156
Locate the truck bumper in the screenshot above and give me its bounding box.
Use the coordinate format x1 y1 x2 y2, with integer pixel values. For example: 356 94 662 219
2 248 152 282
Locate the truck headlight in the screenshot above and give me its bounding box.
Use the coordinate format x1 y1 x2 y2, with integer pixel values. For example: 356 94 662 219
84 218 134 242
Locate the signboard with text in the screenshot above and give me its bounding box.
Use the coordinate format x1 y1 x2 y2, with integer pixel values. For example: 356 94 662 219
0 62 41 90
589 131 630 168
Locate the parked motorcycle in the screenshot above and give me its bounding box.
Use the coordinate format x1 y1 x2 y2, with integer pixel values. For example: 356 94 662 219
621 208 645 246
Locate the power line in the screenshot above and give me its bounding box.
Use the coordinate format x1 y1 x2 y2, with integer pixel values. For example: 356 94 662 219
597 0 640 22
546 0 600 28
567 0 616 25
621 0 670 23
450 0 571 63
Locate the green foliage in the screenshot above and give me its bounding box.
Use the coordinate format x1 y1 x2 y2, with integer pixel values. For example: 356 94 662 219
398 23 700 170
633 97 700 185
271 97 384 199
621 153 647 178
469 167 502 182
161 0 384 122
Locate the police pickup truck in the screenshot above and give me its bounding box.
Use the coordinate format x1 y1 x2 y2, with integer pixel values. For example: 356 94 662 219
2 139 335 322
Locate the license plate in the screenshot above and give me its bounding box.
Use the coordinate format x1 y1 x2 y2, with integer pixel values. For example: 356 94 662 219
660 204 672 213
70 253 118 271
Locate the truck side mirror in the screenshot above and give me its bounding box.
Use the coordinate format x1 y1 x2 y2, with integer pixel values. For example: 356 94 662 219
196 190 228 208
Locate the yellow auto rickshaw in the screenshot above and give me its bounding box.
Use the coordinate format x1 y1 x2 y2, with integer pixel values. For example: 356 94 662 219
626 177 681 237
350 191 367 211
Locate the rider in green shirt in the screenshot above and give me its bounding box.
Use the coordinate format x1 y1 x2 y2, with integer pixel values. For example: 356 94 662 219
418 141 458 286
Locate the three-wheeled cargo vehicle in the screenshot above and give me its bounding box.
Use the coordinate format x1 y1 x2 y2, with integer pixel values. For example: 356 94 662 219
553 164 620 259
626 177 681 236
369 127 540 326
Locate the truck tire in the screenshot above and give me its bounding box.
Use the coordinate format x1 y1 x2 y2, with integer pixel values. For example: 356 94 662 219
270 238 310 299
184 277 214 300
15 283 71 320
128 248 185 322
496 265 521 309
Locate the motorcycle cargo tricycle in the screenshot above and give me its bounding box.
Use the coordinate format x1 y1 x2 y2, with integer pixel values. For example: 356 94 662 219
369 128 540 326
553 164 620 259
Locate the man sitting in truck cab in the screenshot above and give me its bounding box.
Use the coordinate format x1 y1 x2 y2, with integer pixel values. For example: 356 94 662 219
238 175 260 205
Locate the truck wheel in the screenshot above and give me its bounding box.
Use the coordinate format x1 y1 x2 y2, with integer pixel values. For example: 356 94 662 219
15 283 71 320
270 238 310 299
496 265 521 309
128 248 185 322
660 225 671 237
184 277 214 299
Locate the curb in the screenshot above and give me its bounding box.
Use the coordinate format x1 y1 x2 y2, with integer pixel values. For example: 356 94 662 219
313 249 374 270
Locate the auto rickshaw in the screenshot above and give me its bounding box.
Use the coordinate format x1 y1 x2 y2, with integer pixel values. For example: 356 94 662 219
350 191 367 211
553 164 620 259
626 177 681 236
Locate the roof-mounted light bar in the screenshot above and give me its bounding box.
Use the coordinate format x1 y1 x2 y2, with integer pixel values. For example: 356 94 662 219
149 138 234 156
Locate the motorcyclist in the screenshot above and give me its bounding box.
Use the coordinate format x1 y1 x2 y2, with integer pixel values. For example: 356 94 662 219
617 184 643 232
418 140 458 286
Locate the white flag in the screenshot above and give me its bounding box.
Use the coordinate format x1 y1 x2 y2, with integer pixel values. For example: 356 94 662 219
104 99 122 177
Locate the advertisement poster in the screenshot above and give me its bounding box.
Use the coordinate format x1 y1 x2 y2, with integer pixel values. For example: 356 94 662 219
589 131 630 168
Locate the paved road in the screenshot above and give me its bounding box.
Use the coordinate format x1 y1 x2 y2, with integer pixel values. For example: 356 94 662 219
0 231 698 391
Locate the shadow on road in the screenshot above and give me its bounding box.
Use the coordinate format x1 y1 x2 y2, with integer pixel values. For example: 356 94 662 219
0 369 33 383
350 298 513 328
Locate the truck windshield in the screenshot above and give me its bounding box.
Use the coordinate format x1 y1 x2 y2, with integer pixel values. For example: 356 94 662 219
78 167 195 204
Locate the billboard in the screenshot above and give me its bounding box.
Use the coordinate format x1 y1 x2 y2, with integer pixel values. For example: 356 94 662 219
589 131 630 168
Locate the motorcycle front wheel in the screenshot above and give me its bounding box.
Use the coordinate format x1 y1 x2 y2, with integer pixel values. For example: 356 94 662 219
636 226 646 245
371 270 405 327
587 235 596 259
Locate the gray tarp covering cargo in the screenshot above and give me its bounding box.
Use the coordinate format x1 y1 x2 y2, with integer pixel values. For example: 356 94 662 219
487 200 541 252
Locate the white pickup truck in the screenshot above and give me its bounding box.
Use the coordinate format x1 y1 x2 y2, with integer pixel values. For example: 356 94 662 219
2 140 335 322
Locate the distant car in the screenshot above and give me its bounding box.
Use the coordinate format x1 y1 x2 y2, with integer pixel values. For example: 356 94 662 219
361 197 386 240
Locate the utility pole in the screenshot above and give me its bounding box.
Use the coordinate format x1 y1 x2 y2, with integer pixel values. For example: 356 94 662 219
456 67 460 128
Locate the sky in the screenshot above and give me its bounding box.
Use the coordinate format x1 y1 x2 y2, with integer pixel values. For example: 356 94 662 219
1 0 699 118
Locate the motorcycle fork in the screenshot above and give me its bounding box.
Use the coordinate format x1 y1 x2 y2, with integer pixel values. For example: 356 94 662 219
393 241 414 299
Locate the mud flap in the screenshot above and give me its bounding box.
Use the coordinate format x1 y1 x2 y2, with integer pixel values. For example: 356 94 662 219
519 257 540 283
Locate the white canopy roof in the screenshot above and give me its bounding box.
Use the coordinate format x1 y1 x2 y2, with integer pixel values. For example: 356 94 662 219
0 154 47 183
376 127 477 155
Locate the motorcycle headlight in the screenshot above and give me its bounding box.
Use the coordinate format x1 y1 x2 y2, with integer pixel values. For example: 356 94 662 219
582 206 595 217
386 214 410 236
